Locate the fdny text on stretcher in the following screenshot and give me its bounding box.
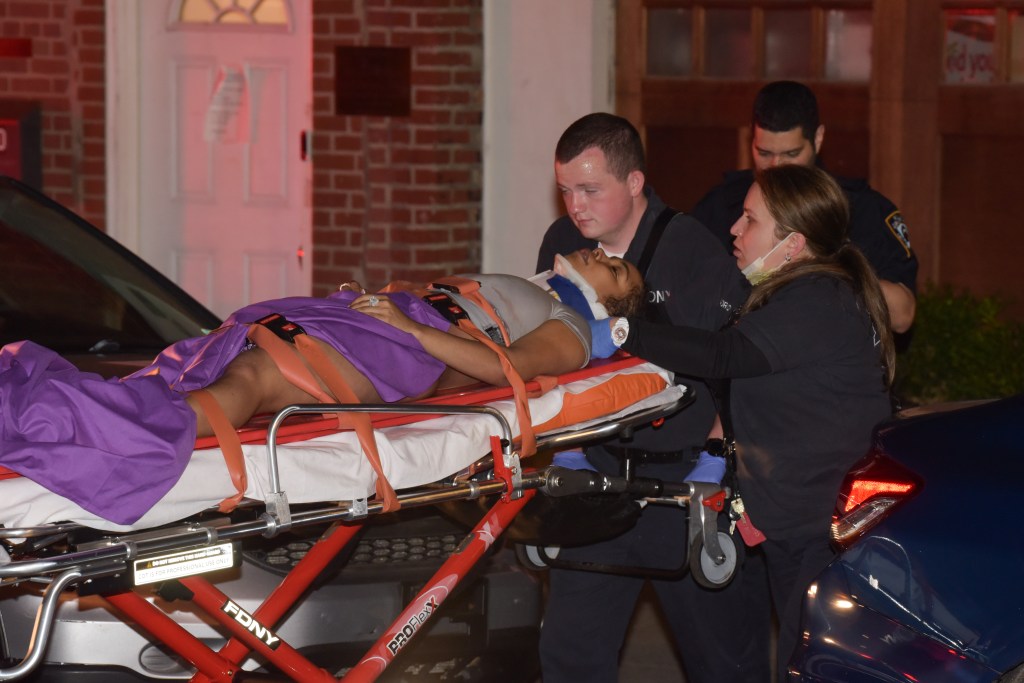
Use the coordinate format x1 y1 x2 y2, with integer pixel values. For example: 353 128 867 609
222 600 282 649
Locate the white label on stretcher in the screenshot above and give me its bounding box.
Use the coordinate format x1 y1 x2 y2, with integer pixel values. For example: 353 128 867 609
132 544 235 585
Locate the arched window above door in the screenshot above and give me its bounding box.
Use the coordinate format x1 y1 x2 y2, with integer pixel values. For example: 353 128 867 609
171 0 292 31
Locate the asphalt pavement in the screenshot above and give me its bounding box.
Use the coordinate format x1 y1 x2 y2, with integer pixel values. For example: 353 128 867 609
619 587 687 681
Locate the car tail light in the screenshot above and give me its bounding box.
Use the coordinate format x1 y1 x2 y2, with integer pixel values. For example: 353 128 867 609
831 450 921 548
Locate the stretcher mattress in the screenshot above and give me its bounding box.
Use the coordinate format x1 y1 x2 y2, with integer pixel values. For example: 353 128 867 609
0 360 680 532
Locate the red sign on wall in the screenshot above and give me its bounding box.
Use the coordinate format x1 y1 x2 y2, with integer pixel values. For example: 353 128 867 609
0 102 41 188
944 10 996 84
0 119 26 179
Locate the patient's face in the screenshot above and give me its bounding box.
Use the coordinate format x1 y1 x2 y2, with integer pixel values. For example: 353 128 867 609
564 248 643 305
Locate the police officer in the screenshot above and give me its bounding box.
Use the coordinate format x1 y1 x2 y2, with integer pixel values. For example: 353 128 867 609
692 80 918 333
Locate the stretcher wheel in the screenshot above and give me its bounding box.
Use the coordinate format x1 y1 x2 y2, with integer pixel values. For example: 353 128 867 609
689 531 737 589
515 543 560 571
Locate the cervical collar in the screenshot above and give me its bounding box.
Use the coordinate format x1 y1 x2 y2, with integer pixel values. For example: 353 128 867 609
529 254 609 320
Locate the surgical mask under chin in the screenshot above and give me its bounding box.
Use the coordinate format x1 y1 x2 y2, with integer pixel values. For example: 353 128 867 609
741 233 795 285
530 254 609 320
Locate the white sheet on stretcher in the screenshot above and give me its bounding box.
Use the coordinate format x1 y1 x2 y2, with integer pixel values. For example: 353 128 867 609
0 363 681 532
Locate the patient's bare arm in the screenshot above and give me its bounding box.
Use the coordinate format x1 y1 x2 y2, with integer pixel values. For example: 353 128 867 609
349 293 586 386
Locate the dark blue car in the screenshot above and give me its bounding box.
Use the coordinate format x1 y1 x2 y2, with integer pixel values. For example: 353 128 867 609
789 394 1024 682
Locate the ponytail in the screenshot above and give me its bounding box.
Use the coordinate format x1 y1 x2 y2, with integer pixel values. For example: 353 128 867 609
837 243 895 387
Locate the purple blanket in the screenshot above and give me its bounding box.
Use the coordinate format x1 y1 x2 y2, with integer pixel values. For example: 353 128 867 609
1 291 450 524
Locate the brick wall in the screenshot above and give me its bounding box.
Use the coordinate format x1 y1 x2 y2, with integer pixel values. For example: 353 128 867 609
0 0 484 296
0 0 106 228
311 0 483 295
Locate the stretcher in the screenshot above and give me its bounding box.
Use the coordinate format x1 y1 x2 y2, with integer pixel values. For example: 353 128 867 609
0 355 734 682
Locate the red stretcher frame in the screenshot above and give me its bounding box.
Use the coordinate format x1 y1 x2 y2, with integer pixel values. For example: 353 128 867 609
0 358 695 682
104 489 535 683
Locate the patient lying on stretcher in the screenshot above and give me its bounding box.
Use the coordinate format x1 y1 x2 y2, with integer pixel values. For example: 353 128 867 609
0 250 643 524
187 250 643 438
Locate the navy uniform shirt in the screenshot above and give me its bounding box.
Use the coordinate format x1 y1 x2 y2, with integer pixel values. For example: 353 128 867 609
691 169 918 293
537 187 749 452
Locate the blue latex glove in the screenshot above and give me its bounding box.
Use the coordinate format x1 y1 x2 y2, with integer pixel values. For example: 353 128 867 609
684 451 726 484
551 449 598 472
588 317 617 359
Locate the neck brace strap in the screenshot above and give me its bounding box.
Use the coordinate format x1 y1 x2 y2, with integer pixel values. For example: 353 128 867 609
546 274 596 321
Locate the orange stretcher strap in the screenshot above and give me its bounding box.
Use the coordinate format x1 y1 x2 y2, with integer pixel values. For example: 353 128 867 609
246 318 400 513
246 324 334 404
430 276 511 346
191 389 247 512
423 276 538 458
292 334 400 513
453 318 537 459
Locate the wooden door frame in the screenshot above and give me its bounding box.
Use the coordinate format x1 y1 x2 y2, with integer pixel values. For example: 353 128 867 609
105 0 144 253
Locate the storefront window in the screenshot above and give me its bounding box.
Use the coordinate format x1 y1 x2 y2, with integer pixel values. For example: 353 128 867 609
1009 11 1024 82
647 8 693 77
765 9 813 79
944 10 997 83
825 9 872 81
705 8 753 79
640 2 872 81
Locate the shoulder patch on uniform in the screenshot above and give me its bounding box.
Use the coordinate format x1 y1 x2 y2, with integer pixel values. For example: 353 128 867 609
885 211 912 257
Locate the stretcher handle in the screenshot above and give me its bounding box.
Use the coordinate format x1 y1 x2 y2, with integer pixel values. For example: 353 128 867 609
541 466 695 499
0 569 82 682
542 471 728 564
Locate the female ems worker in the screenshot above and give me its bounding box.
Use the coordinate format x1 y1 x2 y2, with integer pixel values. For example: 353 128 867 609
595 163 894 677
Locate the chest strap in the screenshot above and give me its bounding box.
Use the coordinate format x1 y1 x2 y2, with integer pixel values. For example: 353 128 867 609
416 278 539 458
430 276 512 346
384 278 539 458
